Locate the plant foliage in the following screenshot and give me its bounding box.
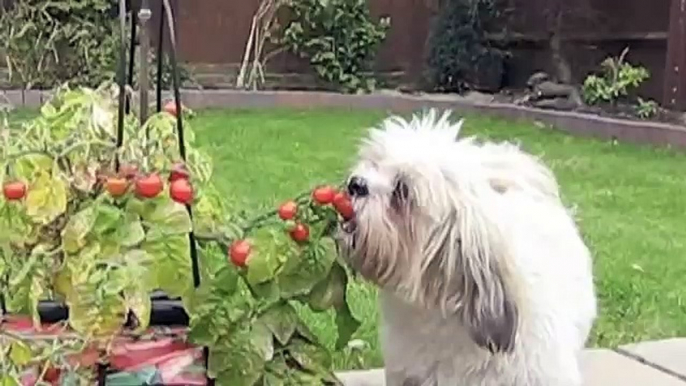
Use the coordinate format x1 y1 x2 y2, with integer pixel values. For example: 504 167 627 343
0 83 360 385
424 0 504 92
582 47 650 105
0 0 193 89
278 0 391 93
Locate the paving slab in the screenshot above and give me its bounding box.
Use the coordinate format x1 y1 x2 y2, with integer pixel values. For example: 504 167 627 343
335 349 686 386
619 339 686 381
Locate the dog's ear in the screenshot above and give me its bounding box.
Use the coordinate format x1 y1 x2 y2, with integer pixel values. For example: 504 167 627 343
422 191 519 354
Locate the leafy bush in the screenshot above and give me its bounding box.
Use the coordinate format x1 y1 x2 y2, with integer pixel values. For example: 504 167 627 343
278 0 390 93
0 0 193 89
0 83 359 385
582 47 650 105
636 97 658 119
425 0 504 92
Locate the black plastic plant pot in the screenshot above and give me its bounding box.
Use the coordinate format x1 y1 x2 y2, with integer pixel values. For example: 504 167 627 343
36 290 190 326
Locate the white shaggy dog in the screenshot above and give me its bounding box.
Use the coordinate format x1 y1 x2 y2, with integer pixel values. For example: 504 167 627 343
337 110 597 386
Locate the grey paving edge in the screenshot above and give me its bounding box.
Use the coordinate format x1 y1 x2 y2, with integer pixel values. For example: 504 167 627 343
615 345 686 382
336 347 686 385
5 88 686 149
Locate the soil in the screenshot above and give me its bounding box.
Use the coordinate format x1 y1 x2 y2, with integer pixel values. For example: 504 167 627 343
481 88 686 126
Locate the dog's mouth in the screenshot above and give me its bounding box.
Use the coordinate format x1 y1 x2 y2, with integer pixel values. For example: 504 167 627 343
341 218 357 234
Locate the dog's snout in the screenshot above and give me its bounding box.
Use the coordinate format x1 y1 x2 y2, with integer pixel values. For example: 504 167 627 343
347 176 369 197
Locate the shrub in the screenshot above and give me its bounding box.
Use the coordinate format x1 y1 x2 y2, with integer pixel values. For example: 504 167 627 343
278 0 391 93
582 47 650 105
0 0 193 89
425 0 504 93
635 97 658 119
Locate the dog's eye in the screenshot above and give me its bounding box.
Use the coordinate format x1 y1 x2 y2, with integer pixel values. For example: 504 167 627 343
391 178 410 210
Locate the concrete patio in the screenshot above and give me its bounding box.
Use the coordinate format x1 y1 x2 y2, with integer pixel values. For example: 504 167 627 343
336 338 686 385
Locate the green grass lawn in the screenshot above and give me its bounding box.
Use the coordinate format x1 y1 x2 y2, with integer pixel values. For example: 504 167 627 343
190 108 686 370
8 106 686 370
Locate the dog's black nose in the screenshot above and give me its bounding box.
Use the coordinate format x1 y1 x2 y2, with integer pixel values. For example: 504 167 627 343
347 176 369 197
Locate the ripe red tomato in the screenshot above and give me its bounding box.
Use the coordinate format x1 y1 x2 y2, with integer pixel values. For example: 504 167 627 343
119 164 139 180
333 192 354 220
43 366 61 384
106 177 129 197
169 162 190 182
312 185 336 205
169 178 193 204
3 180 26 200
278 200 298 220
164 101 179 117
135 173 163 199
289 223 310 243
229 240 251 267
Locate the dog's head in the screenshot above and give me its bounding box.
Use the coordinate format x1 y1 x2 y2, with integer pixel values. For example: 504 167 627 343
337 110 559 353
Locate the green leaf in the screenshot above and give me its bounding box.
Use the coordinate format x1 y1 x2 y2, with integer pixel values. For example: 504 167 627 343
9 340 32 366
258 302 299 345
0 376 21 386
141 234 192 299
25 170 68 225
118 213 145 247
142 196 192 238
286 338 335 381
246 229 293 286
334 301 361 351
12 154 53 182
121 249 154 331
208 323 271 386
307 262 346 312
330 263 361 350
277 242 335 298
67 280 128 337
61 206 97 253
92 203 123 235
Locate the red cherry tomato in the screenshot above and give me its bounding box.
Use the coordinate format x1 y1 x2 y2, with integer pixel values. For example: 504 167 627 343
43 366 61 384
289 223 310 243
106 177 129 197
169 178 193 204
312 185 336 205
333 192 355 220
135 173 164 199
229 240 252 267
278 200 298 220
169 162 190 182
164 101 179 117
3 181 26 201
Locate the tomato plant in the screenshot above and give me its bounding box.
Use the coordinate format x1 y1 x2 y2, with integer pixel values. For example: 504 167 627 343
0 83 360 386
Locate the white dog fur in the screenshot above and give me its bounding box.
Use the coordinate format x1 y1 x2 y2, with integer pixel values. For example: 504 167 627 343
337 110 597 386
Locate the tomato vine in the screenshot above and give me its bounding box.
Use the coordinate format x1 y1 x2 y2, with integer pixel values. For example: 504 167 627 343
0 83 360 385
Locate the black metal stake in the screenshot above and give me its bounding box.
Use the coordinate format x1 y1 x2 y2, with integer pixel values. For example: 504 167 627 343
160 0 201 288
159 2 212 383
125 9 137 114
156 0 165 112
139 0 152 123
115 0 128 170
